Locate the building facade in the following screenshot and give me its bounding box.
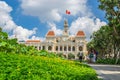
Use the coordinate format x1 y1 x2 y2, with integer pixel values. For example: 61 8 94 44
24 20 87 59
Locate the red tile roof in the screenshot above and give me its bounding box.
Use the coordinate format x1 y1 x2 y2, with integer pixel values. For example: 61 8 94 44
26 40 40 43
76 30 85 37
46 31 55 37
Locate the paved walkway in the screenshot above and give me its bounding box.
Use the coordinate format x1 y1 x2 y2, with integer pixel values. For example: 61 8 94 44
88 64 120 80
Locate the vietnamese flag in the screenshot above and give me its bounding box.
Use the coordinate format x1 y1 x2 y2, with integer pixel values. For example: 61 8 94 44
66 10 70 14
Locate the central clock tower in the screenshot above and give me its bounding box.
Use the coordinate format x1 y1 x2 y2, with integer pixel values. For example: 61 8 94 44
63 19 69 36
62 19 69 41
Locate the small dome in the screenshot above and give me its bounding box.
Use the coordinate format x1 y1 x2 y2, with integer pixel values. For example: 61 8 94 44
76 30 85 37
46 31 55 37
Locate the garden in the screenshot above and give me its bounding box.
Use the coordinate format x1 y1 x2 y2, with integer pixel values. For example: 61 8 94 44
0 52 99 80
0 27 99 80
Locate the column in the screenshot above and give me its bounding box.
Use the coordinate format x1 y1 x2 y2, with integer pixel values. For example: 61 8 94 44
46 46 48 51
67 45 68 53
70 46 72 52
38 46 39 50
62 45 64 52
58 46 60 52
37 45 39 50
64 45 65 52
41 46 42 50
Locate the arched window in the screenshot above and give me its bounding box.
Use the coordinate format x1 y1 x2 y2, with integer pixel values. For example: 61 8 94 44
48 46 52 50
73 40 75 42
35 46 37 49
43 46 45 50
79 46 83 51
72 46 75 51
39 46 41 50
68 46 71 51
56 39 59 42
60 46 62 51
56 46 58 51
64 46 67 51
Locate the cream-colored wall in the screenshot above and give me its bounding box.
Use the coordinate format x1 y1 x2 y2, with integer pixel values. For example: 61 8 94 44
25 36 87 59
23 20 88 59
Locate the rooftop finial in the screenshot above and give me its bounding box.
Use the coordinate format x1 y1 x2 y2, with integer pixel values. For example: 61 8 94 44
64 19 68 27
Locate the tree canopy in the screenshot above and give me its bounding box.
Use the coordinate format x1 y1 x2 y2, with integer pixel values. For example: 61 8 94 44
87 0 120 64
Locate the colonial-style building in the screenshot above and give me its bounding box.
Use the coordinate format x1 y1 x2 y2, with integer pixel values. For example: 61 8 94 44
24 20 87 59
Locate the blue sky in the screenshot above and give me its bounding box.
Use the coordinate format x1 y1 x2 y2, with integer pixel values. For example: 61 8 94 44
0 0 107 41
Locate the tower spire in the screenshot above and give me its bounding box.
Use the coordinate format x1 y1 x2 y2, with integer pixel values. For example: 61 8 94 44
64 19 68 27
63 19 69 36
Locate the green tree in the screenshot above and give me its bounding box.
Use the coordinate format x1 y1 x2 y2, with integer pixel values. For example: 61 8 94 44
88 0 120 64
99 0 120 35
0 27 9 52
99 0 120 64
88 25 114 58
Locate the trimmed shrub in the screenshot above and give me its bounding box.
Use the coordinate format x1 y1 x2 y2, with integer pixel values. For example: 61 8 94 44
57 53 63 57
68 53 75 59
36 50 57 58
96 58 120 64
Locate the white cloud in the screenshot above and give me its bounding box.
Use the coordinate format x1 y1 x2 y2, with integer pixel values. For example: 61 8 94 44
31 36 45 41
20 0 107 41
0 1 39 41
48 22 62 36
0 0 107 41
0 1 16 32
20 0 90 22
13 26 37 40
69 17 106 40
0 1 12 13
